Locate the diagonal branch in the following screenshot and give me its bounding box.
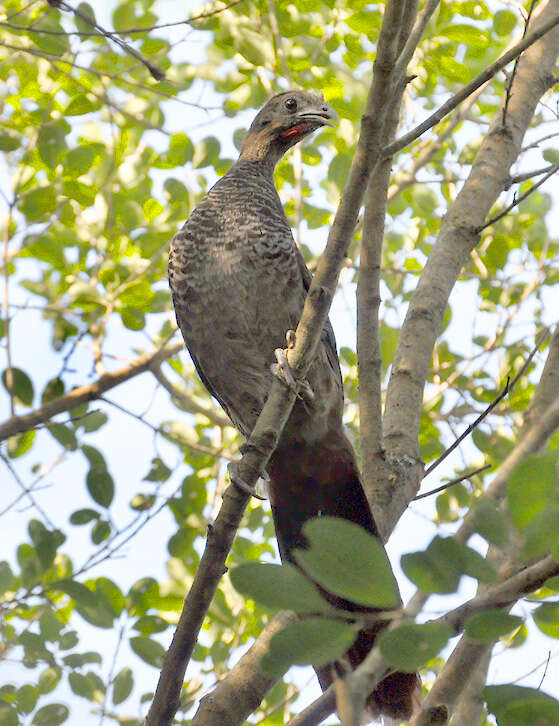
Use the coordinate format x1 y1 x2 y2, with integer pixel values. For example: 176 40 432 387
53 0 165 79
0 341 182 441
385 7 559 157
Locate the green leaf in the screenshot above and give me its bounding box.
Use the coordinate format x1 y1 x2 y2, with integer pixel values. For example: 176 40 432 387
2 366 34 406
533 602 559 639
484 685 559 726
143 198 164 221
167 133 193 165
39 611 64 641
20 185 57 221
80 410 108 433
75 2 96 35
62 180 96 208
28 520 65 570
192 136 220 168
346 10 380 36
65 145 97 176
494 10 518 36
91 520 111 544
0 704 18 726
262 618 358 677
401 537 460 594
129 636 165 668
130 494 156 511
7 430 36 458
54 580 115 629
112 667 134 705
465 610 523 642
507 456 558 530
471 499 509 547
41 377 65 405
38 667 61 694
32 17 70 56
82 445 107 471
143 457 172 482
118 280 154 310
379 623 452 672
16 683 39 714
65 94 101 116
543 148 559 164
522 506 559 560
32 703 69 725
230 562 335 614
440 24 490 50
39 123 68 168
69 672 94 700
86 468 115 508
48 423 78 451
461 546 497 584
0 561 15 595
0 129 20 151
294 517 399 608
121 309 146 330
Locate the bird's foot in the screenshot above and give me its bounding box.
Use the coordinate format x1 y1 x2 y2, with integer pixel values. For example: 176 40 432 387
271 334 315 402
227 461 268 500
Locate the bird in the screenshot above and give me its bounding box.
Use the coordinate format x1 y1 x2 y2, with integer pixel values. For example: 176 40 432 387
169 90 419 721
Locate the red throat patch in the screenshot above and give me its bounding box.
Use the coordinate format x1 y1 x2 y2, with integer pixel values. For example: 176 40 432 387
281 124 307 139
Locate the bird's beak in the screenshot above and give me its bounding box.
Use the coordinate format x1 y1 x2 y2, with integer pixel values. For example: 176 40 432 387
297 103 338 128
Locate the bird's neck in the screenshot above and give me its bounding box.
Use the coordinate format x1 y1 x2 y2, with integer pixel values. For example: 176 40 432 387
234 154 277 178
238 131 286 174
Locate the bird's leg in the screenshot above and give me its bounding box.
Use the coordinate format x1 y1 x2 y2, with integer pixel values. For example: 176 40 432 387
227 460 268 500
271 330 315 402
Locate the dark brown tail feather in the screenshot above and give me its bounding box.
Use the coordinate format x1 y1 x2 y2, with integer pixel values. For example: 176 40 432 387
268 429 420 721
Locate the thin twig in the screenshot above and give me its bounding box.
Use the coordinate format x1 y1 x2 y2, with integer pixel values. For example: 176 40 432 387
424 330 548 478
424 379 511 478
385 9 559 157
0 452 56 528
413 464 491 500
537 650 551 690
0 341 182 442
1 0 244 36
52 0 165 79
506 162 558 188
476 162 559 232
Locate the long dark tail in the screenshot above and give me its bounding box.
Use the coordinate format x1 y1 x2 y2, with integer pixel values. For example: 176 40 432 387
268 429 420 721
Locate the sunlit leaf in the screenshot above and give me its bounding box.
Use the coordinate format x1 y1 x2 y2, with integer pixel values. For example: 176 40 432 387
379 623 452 672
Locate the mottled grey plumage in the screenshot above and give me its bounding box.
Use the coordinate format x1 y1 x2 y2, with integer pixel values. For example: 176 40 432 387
169 92 340 443
169 91 419 720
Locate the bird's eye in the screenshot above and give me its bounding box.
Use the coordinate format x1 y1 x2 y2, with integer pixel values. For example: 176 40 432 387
285 97 297 111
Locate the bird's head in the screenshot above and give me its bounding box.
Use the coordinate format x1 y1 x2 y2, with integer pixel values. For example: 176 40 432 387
239 90 337 167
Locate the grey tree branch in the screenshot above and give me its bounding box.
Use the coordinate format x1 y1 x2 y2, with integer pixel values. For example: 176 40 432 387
384 7 559 157
357 0 421 515
522 323 559 435
0 341 183 442
190 612 297 726
381 0 559 535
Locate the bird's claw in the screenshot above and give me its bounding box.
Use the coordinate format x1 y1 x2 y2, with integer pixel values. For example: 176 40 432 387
271 346 315 402
227 461 268 500
271 347 298 391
